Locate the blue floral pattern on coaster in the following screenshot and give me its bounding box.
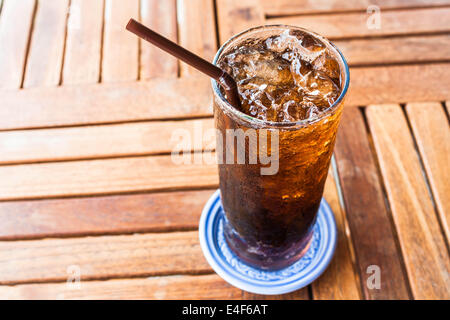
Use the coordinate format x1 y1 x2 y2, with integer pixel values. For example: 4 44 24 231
199 190 337 295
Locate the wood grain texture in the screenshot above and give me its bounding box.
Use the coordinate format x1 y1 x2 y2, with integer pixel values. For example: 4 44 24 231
23 0 68 88
334 107 410 299
0 153 218 200
346 63 450 106
0 76 212 130
140 0 178 79
366 104 450 299
62 0 103 84
0 231 210 284
270 7 450 39
3 63 450 130
262 0 450 15
242 288 309 300
102 0 139 82
335 35 450 66
216 0 264 44
311 170 361 300
406 102 450 243
0 117 214 164
0 274 241 299
0 189 213 240
177 0 217 76
0 0 448 301
0 0 36 89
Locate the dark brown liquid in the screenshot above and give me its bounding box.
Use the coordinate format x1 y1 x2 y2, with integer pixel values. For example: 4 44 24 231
214 29 344 269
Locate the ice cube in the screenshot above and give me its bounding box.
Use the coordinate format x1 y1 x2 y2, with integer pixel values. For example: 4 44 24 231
217 30 342 122
311 51 340 81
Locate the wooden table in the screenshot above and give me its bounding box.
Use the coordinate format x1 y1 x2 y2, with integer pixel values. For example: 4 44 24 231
0 0 449 300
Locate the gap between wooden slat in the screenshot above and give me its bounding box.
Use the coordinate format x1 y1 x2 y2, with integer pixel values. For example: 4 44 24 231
57 0 71 86
334 107 411 299
98 0 105 83
0 0 4 17
0 0 36 89
311 168 361 300
336 34 450 67
444 101 450 118
0 118 215 164
261 0 450 17
62 0 104 85
23 0 69 88
0 115 214 134
0 230 213 285
0 76 213 131
359 107 414 299
0 169 359 300
0 152 219 201
0 274 242 299
404 102 450 245
139 0 178 79
366 104 450 299
268 7 450 40
0 119 360 298
0 189 215 240
265 4 450 18
18 0 38 89
1 64 450 131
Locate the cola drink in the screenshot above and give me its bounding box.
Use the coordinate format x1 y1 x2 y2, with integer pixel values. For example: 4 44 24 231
212 25 349 270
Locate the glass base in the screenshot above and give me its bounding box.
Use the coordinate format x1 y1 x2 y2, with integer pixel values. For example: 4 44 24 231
223 219 314 270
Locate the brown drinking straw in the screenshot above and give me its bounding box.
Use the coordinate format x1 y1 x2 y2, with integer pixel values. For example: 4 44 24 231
126 18 241 109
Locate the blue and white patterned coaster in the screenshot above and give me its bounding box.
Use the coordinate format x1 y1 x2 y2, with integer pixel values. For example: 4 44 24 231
199 189 337 295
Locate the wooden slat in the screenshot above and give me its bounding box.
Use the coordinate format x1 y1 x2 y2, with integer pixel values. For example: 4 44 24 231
335 35 450 66
0 231 210 284
366 104 450 299
406 102 450 243
0 171 356 297
177 0 217 76
140 0 178 79
270 8 450 39
0 0 36 89
242 288 309 300
334 107 410 299
3 64 449 130
216 0 264 44
0 76 211 130
102 0 139 82
0 118 214 164
312 170 361 300
62 0 103 84
0 153 218 200
347 63 450 106
262 0 450 16
0 274 241 299
23 0 68 88
0 190 212 240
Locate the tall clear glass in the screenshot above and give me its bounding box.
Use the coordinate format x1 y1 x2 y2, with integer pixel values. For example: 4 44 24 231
211 25 350 270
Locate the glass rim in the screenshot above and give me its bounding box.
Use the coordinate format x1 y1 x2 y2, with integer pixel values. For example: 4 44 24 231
211 24 350 128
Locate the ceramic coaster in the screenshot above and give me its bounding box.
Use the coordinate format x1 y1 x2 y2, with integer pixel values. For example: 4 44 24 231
199 189 337 295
